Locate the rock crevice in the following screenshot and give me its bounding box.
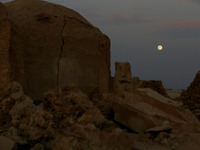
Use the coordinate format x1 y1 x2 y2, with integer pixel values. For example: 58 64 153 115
0 2 11 96
57 18 66 90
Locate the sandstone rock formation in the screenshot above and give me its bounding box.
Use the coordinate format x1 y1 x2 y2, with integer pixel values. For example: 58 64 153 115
131 77 169 98
115 62 132 82
113 62 169 97
180 71 200 119
113 62 133 93
110 63 200 133
138 80 169 98
4 0 110 99
0 3 11 96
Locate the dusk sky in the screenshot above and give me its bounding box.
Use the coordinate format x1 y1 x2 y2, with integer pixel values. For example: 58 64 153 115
2 0 200 89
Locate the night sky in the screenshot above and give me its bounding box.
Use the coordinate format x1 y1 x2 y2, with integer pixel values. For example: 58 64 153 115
2 0 200 89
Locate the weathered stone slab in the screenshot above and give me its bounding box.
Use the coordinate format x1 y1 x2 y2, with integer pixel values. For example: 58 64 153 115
107 88 200 133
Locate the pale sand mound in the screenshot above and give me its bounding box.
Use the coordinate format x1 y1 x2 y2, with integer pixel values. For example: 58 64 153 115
166 89 183 99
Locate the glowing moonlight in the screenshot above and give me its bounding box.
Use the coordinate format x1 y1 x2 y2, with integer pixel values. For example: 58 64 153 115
157 45 163 51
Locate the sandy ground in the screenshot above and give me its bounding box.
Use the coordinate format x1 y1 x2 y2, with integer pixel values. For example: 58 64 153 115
130 132 200 150
166 89 183 99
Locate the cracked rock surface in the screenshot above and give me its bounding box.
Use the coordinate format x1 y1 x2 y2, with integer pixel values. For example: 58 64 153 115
57 18 66 90
5 0 110 100
0 3 11 96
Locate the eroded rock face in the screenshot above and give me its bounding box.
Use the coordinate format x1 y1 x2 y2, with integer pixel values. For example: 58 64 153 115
115 62 132 82
113 62 168 98
0 3 11 96
113 62 133 93
5 0 110 99
180 71 200 119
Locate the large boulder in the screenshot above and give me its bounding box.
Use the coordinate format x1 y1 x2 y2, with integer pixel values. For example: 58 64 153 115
0 3 11 96
5 0 110 99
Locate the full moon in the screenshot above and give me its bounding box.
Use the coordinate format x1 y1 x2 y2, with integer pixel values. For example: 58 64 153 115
157 45 163 51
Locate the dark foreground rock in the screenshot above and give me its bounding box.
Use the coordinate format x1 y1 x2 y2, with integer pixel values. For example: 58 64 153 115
0 82 135 150
1 82 200 150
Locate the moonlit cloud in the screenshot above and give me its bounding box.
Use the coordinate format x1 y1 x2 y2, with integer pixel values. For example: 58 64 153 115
177 0 199 3
160 19 200 29
155 19 200 38
0 0 13 2
177 0 188 2
78 8 102 19
102 13 153 25
159 28 200 39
